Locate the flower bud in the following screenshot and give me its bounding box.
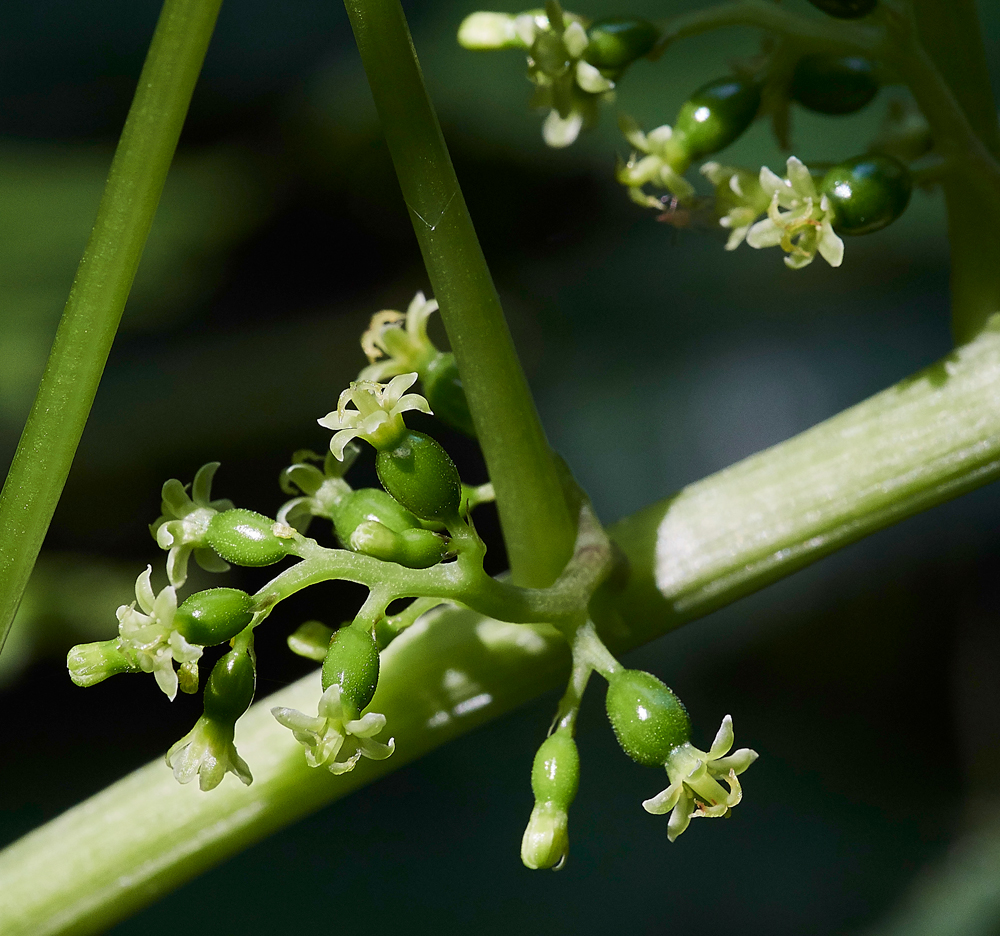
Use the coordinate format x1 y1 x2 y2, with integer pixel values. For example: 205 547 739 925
332 488 423 543
173 588 255 646
521 801 570 870
321 625 380 716
422 353 475 438
203 644 256 725
205 509 291 567
530 733 580 808
349 521 447 569
583 17 659 74
67 639 137 687
375 431 463 522
605 669 691 767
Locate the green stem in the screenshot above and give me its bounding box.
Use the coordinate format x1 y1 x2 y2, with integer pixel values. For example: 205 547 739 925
0 0 223 656
9 317 1000 935
341 0 575 588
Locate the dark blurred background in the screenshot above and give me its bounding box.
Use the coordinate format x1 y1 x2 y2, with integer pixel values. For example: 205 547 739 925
2 0 1000 933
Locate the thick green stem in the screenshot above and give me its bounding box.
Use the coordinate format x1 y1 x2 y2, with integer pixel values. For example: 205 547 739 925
341 0 575 588
8 318 1000 935
0 0 223 655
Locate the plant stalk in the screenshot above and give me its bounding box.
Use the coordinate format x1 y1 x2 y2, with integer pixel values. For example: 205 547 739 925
0 0 224 656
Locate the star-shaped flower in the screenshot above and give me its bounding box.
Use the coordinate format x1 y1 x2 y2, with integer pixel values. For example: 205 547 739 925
746 156 844 269
150 462 233 587
641 714 758 841
359 292 440 383
116 566 203 701
271 684 395 774
276 447 357 533
318 374 432 460
165 715 253 791
700 161 771 250
616 115 694 208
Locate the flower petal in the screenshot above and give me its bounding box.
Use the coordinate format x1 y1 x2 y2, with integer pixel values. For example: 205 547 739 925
746 217 783 249
346 712 388 738
543 109 583 148
666 788 695 842
713 748 759 776
707 714 735 760
785 156 817 199
642 780 683 815
357 736 395 761
135 566 156 614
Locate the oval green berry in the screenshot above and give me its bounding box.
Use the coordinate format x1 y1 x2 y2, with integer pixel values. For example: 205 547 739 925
174 588 255 646
530 733 580 808
605 669 691 767
806 0 876 18
332 487 423 545
820 154 912 236
583 17 659 73
674 76 761 160
375 431 462 522
322 625 380 715
790 55 879 115
423 353 475 438
203 645 256 724
205 509 290 567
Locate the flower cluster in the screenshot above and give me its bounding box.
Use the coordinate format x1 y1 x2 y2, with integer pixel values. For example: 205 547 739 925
359 291 440 382
616 115 694 208
166 715 253 791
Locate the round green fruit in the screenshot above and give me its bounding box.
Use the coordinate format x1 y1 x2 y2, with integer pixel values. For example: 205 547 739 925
322 625 380 714
820 154 912 235
790 55 878 115
375 431 462 522
605 669 691 767
583 18 659 73
674 76 761 159
203 645 256 724
174 588 254 646
530 733 580 808
205 509 290 567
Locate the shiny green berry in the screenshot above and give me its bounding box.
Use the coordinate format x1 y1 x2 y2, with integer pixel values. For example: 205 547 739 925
321 625 380 714
674 76 761 159
333 488 422 543
605 669 691 767
806 0 876 18
173 588 255 646
423 353 475 438
375 431 462 522
790 55 879 115
820 154 912 235
530 733 580 808
203 644 256 724
205 509 290 567
583 18 659 73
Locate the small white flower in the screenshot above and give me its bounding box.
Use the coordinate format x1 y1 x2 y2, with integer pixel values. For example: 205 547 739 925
166 715 252 791
116 566 203 701
359 292 440 382
641 714 758 842
318 373 432 460
276 447 358 533
150 462 233 587
616 116 694 206
700 161 771 250
271 684 395 774
746 156 844 269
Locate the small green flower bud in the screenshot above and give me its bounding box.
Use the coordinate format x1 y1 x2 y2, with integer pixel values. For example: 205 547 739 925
820 154 912 236
790 55 878 115
321 625 380 716
375 431 463 522
422 353 476 437
674 76 761 160
332 488 423 543
203 644 256 725
67 638 137 687
605 669 691 767
205 509 291 567
530 733 580 809
349 521 447 569
583 18 659 73
805 0 876 19
173 588 255 646
287 620 335 660
521 801 570 870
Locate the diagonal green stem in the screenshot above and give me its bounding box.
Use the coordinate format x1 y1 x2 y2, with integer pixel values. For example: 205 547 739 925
341 0 575 588
7 317 1000 936
0 0 224 656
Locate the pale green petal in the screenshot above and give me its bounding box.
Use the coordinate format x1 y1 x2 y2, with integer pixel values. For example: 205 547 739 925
357 736 395 760
575 60 613 94
642 781 683 815
190 462 221 507
135 566 156 615
345 712 387 738
543 109 583 148
563 20 588 58
818 222 845 268
666 788 695 842
746 217 783 249
457 12 519 49
707 714 735 760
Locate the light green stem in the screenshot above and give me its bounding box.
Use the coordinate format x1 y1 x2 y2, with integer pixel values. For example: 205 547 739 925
341 0 575 588
0 0 223 655
8 317 1000 935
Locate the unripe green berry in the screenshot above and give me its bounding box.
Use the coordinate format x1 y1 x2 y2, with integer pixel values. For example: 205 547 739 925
203 645 256 724
205 509 290 567
790 55 879 115
674 76 761 160
583 18 659 73
348 520 446 569
173 588 254 646
820 154 912 236
530 733 580 809
375 431 462 522
321 625 380 715
605 670 691 767
423 353 475 438
805 0 876 19
333 487 423 544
